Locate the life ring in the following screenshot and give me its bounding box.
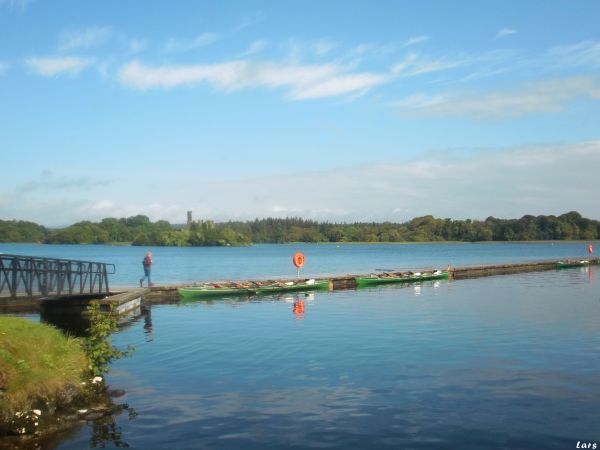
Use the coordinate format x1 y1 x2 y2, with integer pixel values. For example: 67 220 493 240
293 252 305 268
589 244 594 254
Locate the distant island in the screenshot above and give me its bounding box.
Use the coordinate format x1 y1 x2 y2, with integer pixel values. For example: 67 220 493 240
0 211 598 246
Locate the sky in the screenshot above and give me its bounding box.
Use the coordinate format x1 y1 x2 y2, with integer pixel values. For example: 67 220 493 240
1 0 600 226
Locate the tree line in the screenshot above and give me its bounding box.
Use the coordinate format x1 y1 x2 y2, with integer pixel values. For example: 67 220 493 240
0 215 250 246
0 211 598 246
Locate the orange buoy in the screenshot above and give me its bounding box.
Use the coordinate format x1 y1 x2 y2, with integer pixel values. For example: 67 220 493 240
293 252 305 268
589 244 594 254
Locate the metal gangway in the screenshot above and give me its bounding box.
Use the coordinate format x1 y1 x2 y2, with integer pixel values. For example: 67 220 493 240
0 254 115 299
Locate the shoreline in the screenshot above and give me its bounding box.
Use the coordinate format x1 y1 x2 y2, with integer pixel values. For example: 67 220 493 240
1 239 598 248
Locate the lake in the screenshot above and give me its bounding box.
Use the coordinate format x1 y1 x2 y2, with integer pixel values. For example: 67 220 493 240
43 265 598 450
1 243 599 449
0 241 595 286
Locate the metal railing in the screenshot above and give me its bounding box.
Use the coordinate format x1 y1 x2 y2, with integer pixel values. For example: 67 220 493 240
0 254 115 299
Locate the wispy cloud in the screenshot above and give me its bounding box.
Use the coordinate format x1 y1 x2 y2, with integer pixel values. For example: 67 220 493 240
401 35 430 48
0 62 8 74
392 52 463 77
494 28 517 40
236 40 268 58
546 40 600 68
17 170 110 194
164 32 220 53
313 38 337 56
26 56 93 76
393 76 600 119
0 0 32 11
290 72 388 100
127 38 145 54
58 26 113 52
237 11 267 31
0 171 112 224
118 59 388 100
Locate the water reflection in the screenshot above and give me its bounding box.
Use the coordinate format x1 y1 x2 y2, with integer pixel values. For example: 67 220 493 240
87 404 137 449
292 298 305 318
41 306 145 337
142 305 153 342
357 278 447 297
179 290 321 308
40 310 91 337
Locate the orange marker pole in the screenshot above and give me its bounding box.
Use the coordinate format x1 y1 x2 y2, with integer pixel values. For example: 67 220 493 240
293 252 305 278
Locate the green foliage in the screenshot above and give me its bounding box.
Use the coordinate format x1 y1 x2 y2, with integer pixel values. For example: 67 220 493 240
0 219 47 243
229 212 600 243
45 221 110 244
1 211 599 245
83 302 134 377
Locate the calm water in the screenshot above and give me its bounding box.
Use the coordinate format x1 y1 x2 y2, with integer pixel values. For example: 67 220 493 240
39 266 598 449
0 242 596 286
2 243 599 449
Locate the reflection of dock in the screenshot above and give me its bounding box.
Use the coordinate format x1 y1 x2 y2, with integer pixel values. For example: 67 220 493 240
1 258 598 318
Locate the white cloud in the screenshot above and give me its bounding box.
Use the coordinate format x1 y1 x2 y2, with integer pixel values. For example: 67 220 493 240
494 28 517 40
164 32 219 53
392 52 463 77
26 56 93 76
118 59 387 100
129 38 147 54
546 40 600 68
236 40 268 58
313 39 336 56
171 140 600 222
0 62 8 74
58 26 113 52
393 76 600 119
91 200 116 211
289 72 388 100
401 35 430 48
5 142 600 225
117 48 470 100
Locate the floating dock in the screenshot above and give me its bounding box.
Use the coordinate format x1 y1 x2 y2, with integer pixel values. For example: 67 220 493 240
1 257 598 316
144 257 600 300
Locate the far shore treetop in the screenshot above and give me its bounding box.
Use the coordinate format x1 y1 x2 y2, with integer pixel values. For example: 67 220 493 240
0 211 598 246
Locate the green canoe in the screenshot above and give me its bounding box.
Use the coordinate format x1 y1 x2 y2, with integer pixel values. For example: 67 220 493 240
178 279 330 299
356 270 449 287
556 260 590 269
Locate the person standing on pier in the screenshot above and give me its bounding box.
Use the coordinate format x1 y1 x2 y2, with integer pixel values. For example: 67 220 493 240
140 251 153 287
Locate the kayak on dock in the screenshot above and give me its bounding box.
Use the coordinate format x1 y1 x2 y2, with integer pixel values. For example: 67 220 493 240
178 278 330 299
556 260 590 269
356 270 449 287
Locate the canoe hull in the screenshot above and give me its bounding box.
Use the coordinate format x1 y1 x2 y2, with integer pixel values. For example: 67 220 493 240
556 260 590 269
178 279 330 299
356 271 449 287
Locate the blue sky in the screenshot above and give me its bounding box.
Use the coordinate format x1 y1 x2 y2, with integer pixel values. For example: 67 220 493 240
1 0 600 226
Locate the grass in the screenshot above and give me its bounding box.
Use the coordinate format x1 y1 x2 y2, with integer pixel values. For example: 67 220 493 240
0 316 87 418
